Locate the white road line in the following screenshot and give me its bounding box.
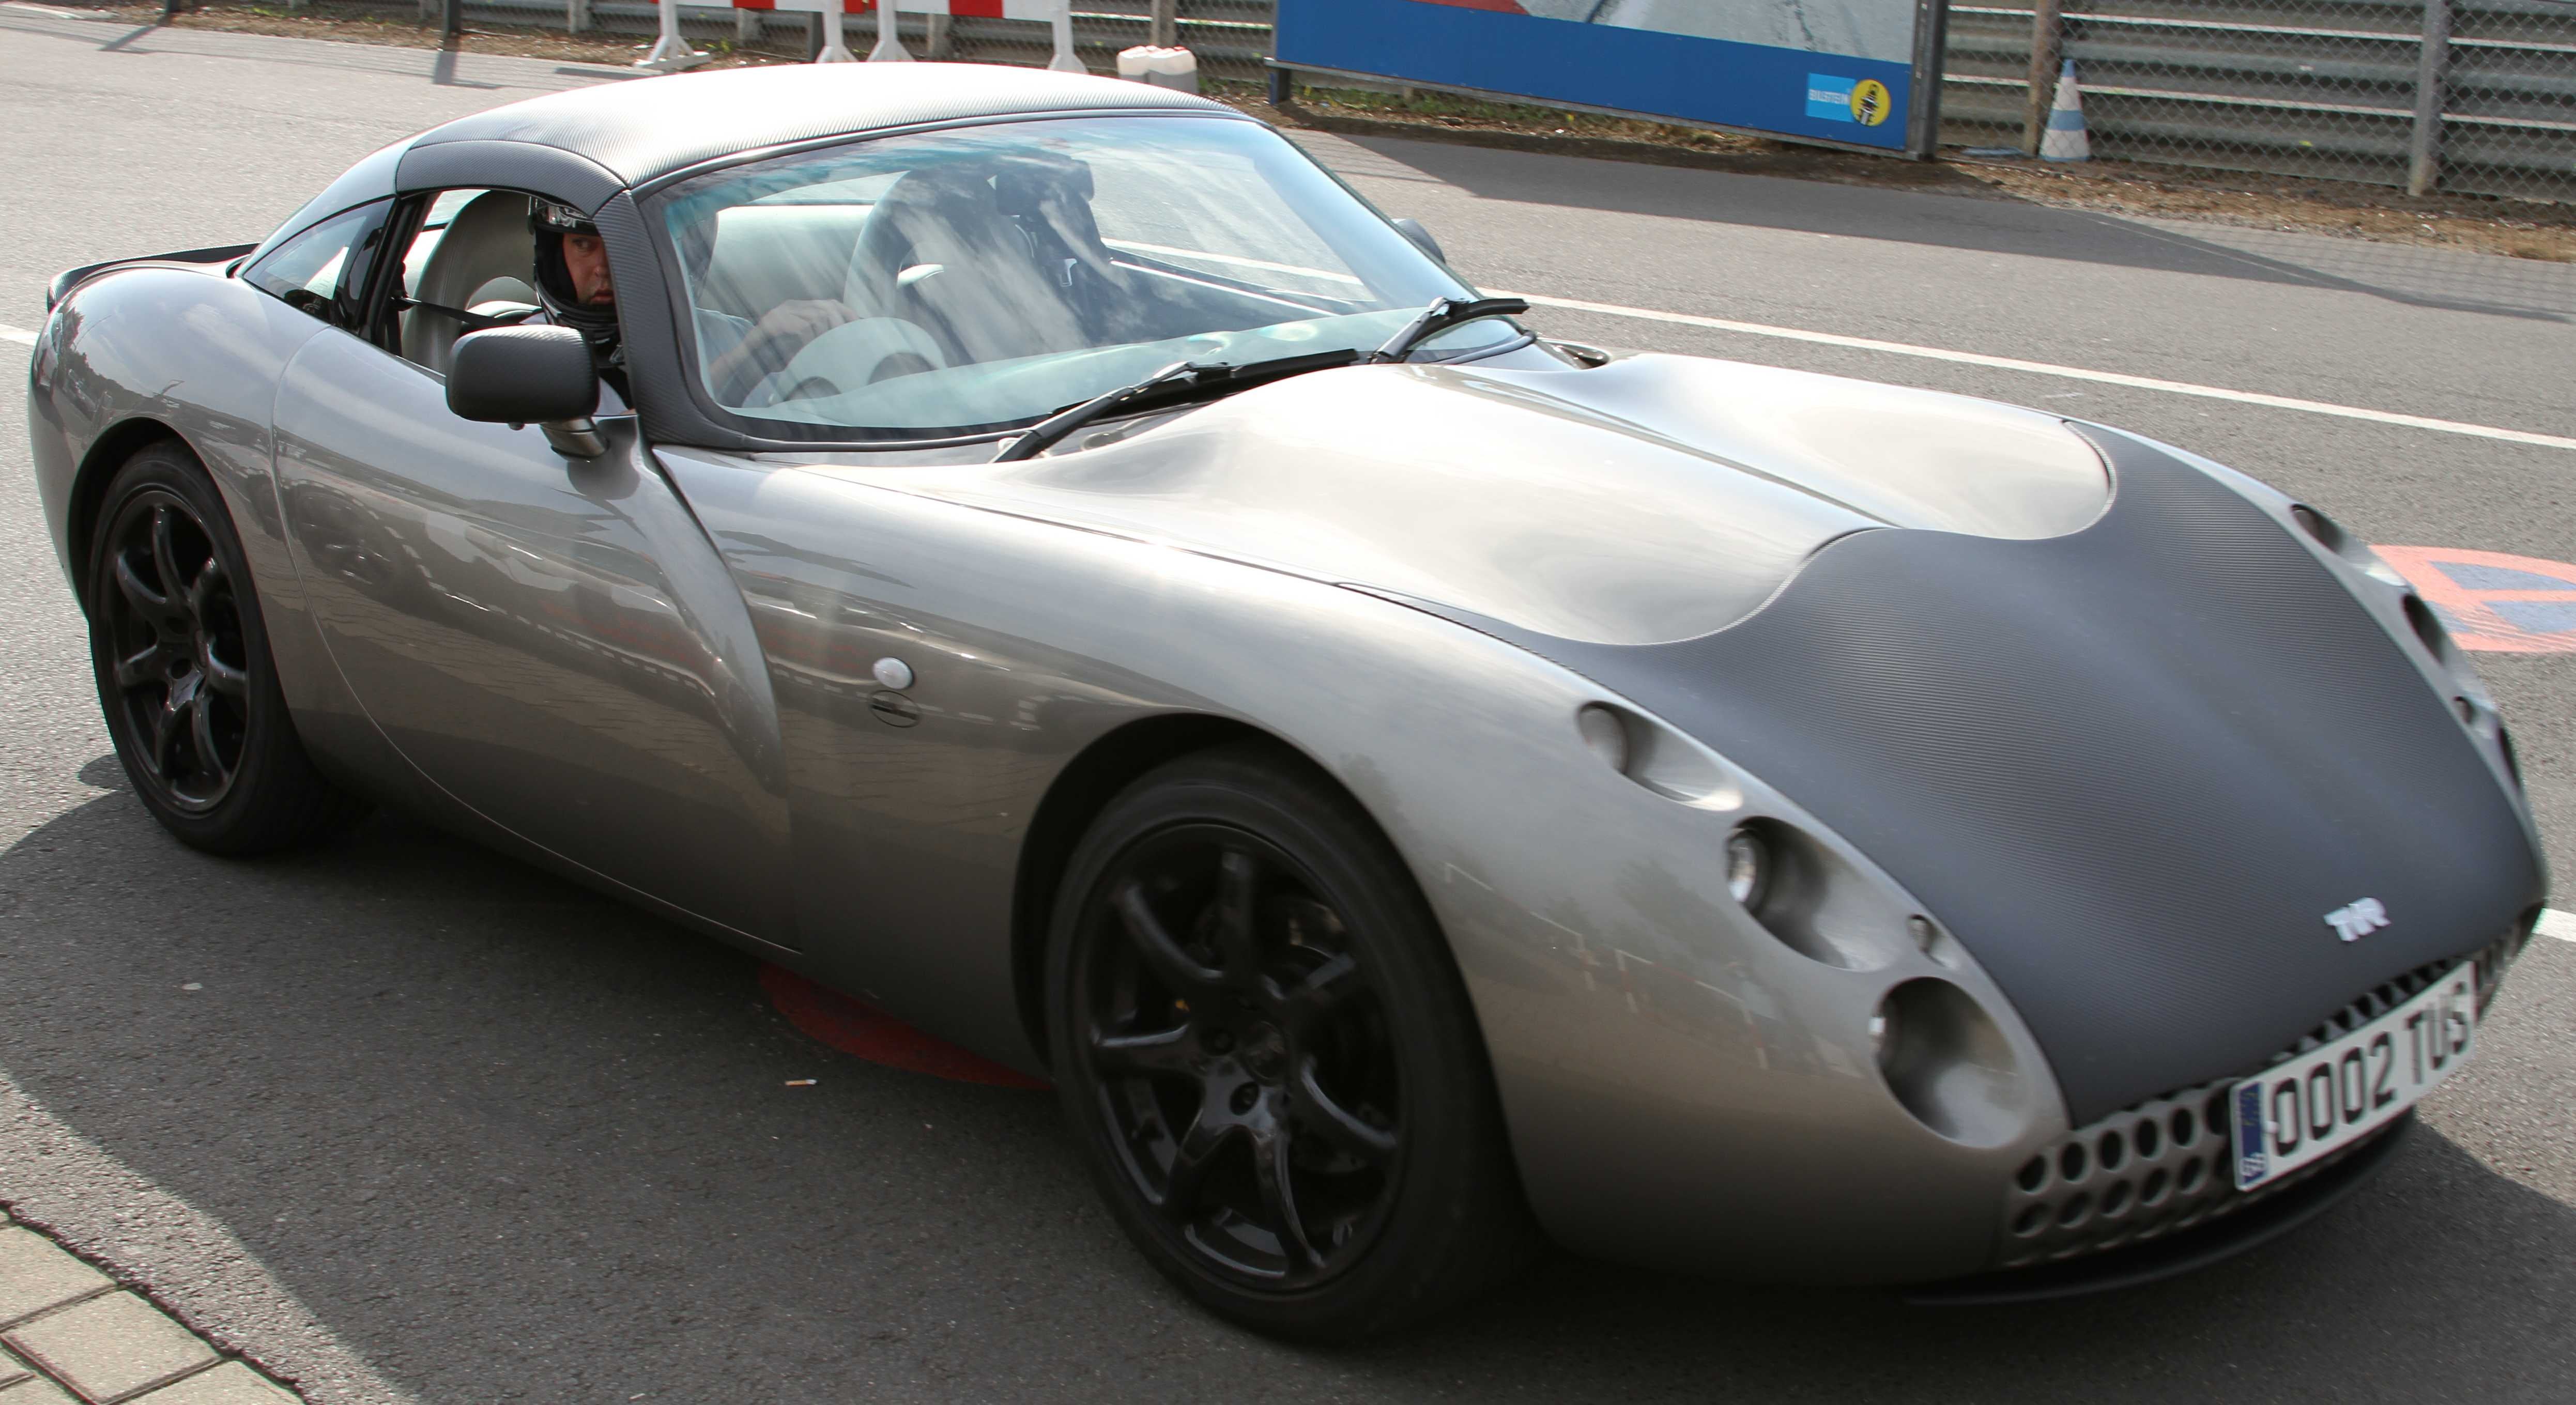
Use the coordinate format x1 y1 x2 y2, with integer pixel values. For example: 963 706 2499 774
1501 291 2576 453
2541 908 2576 944
1 324 37 347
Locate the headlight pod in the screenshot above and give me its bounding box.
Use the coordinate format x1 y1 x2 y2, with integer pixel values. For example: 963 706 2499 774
1577 702 1741 808
2292 504 2521 792
1874 978 2032 1148
1723 826 1770 908
1574 700 2048 1146
2290 504 2406 589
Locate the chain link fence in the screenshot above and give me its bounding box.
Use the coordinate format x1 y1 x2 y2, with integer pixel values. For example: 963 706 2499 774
1942 2 2576 202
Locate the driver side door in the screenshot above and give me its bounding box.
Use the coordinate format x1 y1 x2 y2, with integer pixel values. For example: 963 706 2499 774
269 187 795 947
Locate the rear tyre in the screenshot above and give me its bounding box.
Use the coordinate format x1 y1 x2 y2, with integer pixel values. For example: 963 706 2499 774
85 441 365 854
1047 745 1535 1341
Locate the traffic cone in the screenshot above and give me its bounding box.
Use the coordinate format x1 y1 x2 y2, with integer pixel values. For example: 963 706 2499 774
2041 58 2091 162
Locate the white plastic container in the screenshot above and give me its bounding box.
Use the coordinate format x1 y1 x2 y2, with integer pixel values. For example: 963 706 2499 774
1116 45 1200 94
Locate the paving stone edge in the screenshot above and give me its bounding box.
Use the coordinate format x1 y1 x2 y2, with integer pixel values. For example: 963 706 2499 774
0 1200 304 1403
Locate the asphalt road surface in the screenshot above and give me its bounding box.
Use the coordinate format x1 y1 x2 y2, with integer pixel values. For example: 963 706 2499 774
2 11 2571 1403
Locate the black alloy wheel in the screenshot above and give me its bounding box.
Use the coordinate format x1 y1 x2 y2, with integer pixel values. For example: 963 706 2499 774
86 441 364 853
98 487 249 811
1076 825 1402 1287
1049 747 1534 1340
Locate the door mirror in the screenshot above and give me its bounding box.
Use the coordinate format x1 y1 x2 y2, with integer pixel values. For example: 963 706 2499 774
1391 217 1447 265
448 325 605 457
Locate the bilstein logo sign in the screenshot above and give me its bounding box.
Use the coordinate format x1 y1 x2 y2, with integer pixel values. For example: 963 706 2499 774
1807 74 1894 127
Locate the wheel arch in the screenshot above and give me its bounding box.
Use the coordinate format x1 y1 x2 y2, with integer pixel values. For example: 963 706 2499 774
1010 712 1372 1068
65 417 194 609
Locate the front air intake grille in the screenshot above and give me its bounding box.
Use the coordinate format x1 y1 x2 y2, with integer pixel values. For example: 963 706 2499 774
1996 930 2529 1270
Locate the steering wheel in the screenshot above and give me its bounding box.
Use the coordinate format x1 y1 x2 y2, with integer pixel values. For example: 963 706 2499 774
739 317 949 411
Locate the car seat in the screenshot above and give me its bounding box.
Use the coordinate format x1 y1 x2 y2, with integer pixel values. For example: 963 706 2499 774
844 164 1105 366
403 191 538 376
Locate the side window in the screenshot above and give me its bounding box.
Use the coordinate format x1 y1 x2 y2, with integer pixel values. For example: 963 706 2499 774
390 189 541 374
243 202 391 329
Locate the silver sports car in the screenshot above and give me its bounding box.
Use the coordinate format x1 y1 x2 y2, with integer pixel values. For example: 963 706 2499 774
25 63 2547 1338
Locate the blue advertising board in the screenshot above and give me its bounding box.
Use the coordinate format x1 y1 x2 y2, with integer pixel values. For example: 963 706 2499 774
1273 0 1939 157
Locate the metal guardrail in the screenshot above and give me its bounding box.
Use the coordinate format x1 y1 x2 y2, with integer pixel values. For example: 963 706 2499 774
1941 2 2576 201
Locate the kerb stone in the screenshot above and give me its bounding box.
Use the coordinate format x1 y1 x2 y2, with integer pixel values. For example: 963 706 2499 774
4 1292 217 1403
0 1231 110 1331
132 1362 300 1404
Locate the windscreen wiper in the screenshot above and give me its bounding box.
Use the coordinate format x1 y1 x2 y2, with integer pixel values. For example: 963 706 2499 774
994 348 1360 462
1368 296 1531 364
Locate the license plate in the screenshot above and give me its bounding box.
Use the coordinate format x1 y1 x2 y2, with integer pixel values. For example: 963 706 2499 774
2230 964 2477 1191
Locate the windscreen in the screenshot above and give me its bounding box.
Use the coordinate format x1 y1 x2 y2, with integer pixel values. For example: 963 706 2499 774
654 115 1513 436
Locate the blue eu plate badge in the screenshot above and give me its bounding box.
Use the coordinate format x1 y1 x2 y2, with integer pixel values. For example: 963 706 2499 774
2233 1082 2268 1187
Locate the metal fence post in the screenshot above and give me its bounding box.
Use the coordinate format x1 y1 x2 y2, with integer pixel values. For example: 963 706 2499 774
927 11 953 58
1906 0 1952 160
2408 0 2454 196
442 0 459 42
567 0 589 35
2021 0 2063 158
738 5 760 45
1149 0 1177 49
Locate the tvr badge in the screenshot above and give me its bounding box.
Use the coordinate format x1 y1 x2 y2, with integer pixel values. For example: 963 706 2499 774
2324 898 2390 943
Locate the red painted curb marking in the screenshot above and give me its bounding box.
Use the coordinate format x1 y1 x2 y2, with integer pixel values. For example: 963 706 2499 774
2375 546 2576 655
760 964 1049 1089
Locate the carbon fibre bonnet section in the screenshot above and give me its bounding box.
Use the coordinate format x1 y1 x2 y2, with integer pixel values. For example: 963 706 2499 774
1428 426 2543 1124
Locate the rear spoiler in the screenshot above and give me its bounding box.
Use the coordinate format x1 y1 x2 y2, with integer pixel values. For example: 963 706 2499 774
46 242 256 313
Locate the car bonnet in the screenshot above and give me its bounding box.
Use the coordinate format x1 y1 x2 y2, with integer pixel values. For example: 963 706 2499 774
898 353 2114 647
1414 425 2545 1124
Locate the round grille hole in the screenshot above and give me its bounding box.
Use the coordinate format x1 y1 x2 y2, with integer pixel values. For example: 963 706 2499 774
2011 1205 2047 1237
2057 1193 2092 1228
2102 1181 2133 1216
2097 1130 2127 1171
2171 1107 2197 1146
2204 1091 2231 1134
2016 1156 2047 1193
2059 1144 2088 1181
2210 1151 2233 1186
2135 1120 2161 1157
2141 1168 2170 1205
2179 1158 2206 1193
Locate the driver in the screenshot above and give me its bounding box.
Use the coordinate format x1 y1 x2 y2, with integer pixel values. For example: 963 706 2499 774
530 199 624 384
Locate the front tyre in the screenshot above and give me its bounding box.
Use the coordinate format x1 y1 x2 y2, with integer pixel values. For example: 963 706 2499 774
1047 746 1533 1341
86 441 364 854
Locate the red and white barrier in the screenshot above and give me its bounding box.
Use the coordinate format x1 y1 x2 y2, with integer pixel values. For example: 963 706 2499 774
731 0 1084 71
